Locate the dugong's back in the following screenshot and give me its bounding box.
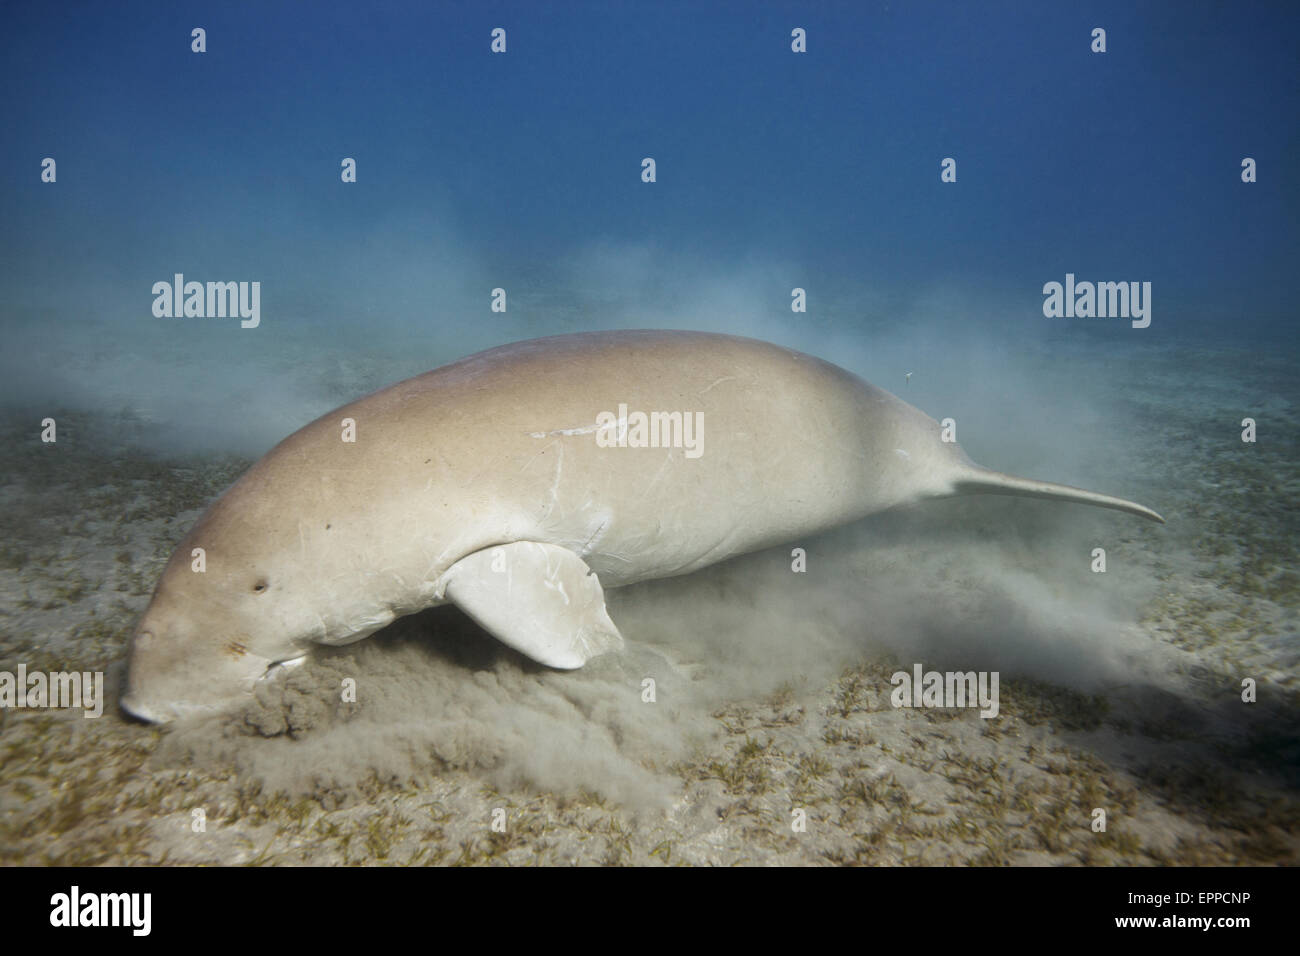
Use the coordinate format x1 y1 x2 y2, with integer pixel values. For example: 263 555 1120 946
288 330 944 588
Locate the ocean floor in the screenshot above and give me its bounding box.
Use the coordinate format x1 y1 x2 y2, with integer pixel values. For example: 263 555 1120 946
0 337 1296 866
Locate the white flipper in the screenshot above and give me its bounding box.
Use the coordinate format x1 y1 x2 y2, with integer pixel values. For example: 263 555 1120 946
441 541 624 668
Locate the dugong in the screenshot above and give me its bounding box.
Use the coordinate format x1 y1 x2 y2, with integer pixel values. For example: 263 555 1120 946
121 330 1162 722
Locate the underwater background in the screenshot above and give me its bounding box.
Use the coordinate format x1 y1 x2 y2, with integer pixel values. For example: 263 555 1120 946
0 1 1296 864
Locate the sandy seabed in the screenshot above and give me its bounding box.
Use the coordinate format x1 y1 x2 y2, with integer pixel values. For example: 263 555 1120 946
1 338 1296 866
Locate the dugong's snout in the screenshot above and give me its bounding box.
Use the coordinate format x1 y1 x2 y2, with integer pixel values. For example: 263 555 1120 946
121 617 302 724
119 689 222 724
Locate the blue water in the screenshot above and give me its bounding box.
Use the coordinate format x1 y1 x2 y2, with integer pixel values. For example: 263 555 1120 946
2 0 1295 365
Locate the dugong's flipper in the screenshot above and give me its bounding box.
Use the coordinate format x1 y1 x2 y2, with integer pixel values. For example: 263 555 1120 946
442 541 625 668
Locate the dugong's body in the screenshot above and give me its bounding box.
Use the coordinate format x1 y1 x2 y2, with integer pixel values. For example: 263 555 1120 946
122 330 1162 722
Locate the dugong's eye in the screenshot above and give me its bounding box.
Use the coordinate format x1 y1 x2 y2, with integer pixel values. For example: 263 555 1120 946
252 579 269 593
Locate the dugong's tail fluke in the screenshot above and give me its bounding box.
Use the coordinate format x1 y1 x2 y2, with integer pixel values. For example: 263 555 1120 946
951 468 1165 523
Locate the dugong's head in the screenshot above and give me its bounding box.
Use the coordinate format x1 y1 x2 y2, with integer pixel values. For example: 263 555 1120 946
120 483 327 724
